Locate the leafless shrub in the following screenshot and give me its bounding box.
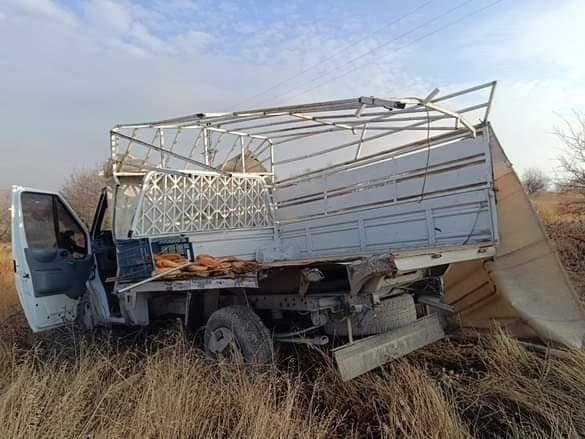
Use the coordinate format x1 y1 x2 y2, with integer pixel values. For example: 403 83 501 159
555 111 585 193
0 244 19 317
532 192 585 299
60 169 105 227
522 168 550 194
0 191 9 243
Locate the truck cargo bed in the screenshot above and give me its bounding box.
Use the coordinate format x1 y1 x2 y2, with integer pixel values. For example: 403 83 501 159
116 243 495 294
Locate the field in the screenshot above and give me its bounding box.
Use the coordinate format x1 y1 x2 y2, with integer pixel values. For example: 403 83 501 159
531 192 585 298
1 193 585 438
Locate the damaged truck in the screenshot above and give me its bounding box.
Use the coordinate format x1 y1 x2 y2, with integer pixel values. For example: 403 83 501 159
11 81 585 380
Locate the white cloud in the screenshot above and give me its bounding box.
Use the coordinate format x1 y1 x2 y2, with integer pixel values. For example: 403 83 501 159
83 0 133 33
490 79 585 176
79 0 173 56
448 0 585 176
0 0 583 189
2 0 76 25
172 30 213 54
463 0 585 78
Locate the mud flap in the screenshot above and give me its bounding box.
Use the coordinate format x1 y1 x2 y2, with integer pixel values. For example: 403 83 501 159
333 314 445 381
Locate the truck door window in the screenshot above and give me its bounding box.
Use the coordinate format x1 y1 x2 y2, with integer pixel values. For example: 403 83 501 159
21 193 58 248
21 192 87 258
55 199 87 259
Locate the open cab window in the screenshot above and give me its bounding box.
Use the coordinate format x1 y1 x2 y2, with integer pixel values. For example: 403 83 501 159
11 187 92 332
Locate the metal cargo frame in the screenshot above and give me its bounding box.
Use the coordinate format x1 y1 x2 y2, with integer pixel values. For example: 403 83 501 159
108 82 499 261
110 81 496 180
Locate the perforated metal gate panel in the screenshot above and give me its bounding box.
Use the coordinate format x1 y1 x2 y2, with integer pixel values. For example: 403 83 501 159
131 172 273 237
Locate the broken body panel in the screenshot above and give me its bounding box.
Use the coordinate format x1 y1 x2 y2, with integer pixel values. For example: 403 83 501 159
444 126 585 349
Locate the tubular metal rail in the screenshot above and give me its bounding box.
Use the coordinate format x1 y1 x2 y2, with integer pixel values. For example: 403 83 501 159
109 81 497 182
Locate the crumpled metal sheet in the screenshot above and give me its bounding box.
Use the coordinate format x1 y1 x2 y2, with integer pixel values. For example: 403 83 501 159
444 125 585 349
346 254 398 296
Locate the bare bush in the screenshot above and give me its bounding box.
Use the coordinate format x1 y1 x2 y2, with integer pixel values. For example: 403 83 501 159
0 243 19 316
61 169 105 227
0 191 9 243
532 192 585 298
555 111 585 192
522 167 550 194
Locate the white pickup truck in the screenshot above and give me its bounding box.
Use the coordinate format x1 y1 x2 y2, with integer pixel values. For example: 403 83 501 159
11 82 585 380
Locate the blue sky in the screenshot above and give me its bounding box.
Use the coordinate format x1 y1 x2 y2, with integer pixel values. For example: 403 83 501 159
1 0 584 189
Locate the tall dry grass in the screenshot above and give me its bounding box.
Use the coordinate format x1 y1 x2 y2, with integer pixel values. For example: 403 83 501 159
2 315 585 438
1 192 585 438
0 243 19 317
0 333 335 438
532 192 585 298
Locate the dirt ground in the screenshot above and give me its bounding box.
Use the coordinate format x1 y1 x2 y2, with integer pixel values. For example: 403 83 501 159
1 193 584 438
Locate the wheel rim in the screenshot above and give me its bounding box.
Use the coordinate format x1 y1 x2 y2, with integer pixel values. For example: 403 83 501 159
208 327 244 362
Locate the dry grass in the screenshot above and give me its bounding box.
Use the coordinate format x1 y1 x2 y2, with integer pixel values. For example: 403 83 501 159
1 191 585 438
0 243 19 317
3 316 585 438
532 192 585 298
0 337 338 438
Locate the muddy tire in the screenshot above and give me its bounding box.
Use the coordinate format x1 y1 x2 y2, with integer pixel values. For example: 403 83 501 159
204 305 274 364
324 294 417 337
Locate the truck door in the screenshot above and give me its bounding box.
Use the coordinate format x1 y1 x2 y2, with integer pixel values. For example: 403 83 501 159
11 186 92 332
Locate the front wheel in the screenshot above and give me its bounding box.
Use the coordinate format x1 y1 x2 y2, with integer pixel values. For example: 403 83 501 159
204 305 274 365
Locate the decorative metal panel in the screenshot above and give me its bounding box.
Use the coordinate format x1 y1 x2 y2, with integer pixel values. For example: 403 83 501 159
131 172 273 236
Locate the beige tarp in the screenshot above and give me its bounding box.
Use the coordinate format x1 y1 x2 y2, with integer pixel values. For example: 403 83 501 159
444 125 585 348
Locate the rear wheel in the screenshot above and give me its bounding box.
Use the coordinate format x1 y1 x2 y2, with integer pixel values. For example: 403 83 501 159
324 294 417 337
204 305 274 364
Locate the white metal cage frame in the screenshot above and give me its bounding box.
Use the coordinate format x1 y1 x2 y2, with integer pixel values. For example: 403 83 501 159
109 82 498 244
109 81 497 183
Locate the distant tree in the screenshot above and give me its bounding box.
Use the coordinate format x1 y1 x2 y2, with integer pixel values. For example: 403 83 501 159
0 191 10 242
522 168 550 194
61 169 105 227
555 111 585 192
